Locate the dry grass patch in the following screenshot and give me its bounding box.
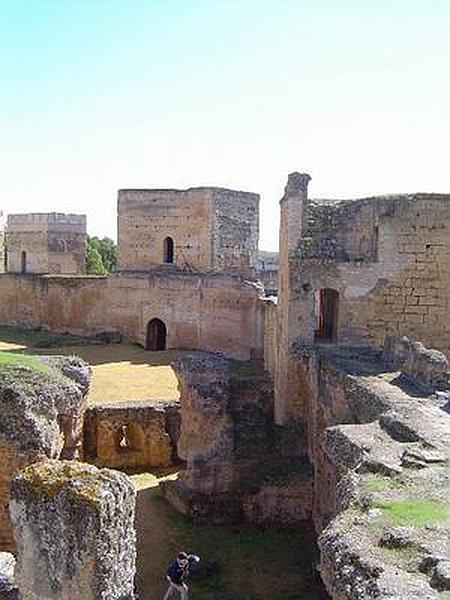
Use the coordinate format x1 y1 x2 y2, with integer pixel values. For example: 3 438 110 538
0 328 181 404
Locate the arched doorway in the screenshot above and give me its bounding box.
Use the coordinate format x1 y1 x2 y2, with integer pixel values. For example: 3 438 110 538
20 251 27 274
163 237 174 263
314 288 339 342
146 318 167 351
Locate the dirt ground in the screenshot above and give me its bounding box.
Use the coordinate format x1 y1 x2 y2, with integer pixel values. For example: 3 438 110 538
132 472 329 600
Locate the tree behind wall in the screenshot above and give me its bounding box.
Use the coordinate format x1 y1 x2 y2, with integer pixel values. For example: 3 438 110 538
86 236 117 275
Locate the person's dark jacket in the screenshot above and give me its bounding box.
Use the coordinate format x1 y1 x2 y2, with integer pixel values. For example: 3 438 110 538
167 560 187 585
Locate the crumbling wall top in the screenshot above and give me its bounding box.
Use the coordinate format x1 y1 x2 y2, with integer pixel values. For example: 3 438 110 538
281 172 311 200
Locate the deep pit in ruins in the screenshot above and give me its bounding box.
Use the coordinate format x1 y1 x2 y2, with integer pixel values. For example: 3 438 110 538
0 328 329 600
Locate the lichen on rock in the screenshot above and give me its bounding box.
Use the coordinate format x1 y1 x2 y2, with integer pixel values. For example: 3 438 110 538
9 459 136 600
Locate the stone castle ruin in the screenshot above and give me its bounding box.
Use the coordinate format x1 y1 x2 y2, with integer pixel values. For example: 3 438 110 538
0 187 263 359
0 173 449 598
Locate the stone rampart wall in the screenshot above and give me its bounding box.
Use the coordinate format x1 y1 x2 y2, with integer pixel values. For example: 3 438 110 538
0 271 264 359
0 356 90 552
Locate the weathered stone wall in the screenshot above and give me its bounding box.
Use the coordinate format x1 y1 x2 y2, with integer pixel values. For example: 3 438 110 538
292 193 450 356
0 271 264 360
256 263 278 296
211 188 259 275
6 213 86 274
275 171 450 425
83 400 180 469
9 460 136 600
117 188 214 271
117 187 259 275
383 334 449 389
275 173 311 424
262 297 278 378
0 356 90 551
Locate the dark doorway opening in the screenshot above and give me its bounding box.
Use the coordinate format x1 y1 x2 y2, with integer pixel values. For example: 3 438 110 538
315 288 339 342
163 237 174 263
146 318 167 351
20 251 27 273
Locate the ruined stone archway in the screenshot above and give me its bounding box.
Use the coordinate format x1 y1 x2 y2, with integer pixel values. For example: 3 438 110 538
146 318 167 351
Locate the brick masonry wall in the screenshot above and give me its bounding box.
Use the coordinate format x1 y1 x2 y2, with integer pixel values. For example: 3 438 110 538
274 182 450 427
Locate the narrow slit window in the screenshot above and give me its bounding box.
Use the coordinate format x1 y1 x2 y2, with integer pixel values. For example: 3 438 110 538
163 237 174 263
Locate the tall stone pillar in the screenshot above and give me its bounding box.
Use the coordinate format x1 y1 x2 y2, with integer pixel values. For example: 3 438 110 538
275 172 311 425
9 460 136 600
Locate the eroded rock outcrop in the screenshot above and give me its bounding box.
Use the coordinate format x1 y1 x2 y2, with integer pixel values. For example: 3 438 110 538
9 460 136 600
312 341 450 599
0 355 90 551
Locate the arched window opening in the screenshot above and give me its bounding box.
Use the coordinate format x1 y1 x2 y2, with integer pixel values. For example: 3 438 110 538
21 251 27 274
116 423 144 453
314 288 339 343
146 318 167 351
163 237 174 263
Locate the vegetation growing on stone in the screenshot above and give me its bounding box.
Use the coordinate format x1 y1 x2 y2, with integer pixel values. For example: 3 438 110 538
373 497 450 527
18 461 107 505
360 475 405 493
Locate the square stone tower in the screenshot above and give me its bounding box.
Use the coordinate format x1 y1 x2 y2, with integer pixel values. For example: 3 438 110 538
5 213 87 274
117 187 259 275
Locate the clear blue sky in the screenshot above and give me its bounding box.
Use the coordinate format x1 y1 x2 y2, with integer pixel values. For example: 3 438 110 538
1 0 449 250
